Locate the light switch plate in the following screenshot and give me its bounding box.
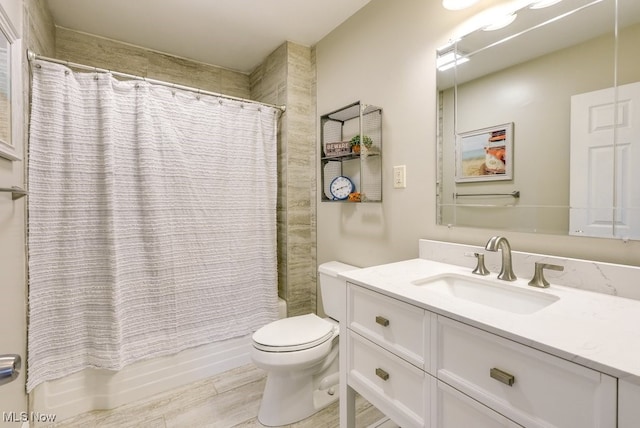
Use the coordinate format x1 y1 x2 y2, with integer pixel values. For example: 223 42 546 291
393 165 406 188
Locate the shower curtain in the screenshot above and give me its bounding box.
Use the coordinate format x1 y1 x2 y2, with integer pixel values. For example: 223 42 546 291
27 60 280 391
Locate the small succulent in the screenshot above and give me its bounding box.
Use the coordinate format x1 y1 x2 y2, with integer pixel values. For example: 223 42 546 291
350 134 373 148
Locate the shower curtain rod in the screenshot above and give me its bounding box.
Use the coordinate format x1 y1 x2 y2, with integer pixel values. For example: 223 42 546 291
27 50 286 112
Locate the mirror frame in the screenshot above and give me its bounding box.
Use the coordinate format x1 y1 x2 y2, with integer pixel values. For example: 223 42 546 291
0 3 22 162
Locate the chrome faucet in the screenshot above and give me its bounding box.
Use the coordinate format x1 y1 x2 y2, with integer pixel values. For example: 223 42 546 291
528 262 564 288
484 236 517 281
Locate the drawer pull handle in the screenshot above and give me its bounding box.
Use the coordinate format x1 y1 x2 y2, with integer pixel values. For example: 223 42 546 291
490 367 515 386
375 368 390 381
375 316 390 327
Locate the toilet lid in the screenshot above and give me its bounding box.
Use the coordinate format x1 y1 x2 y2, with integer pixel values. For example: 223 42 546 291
252 314 336 352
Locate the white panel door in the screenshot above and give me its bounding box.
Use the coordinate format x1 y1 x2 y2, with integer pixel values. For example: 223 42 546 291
0 189 27 427
570 82 640 239
0 0 28 424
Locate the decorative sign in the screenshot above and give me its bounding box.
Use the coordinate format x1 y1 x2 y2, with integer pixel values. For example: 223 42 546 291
325 141 351 157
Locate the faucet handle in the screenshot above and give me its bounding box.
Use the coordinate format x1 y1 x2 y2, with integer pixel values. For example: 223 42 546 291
528 262 564 288
465 252 490 276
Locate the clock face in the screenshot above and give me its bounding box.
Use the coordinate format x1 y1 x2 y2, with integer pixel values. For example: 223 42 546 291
329 176 354 200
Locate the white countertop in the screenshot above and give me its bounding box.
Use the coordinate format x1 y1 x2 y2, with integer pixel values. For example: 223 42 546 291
340 258 640 383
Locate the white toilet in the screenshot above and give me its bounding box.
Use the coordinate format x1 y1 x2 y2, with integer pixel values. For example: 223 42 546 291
251 261 357 426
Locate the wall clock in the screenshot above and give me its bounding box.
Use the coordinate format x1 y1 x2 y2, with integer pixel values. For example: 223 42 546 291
329 175 354 200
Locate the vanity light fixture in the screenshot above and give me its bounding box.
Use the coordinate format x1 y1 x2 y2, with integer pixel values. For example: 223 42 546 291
436 49 470 71
483 12 518 31
442 0 480 11
529 0 563 9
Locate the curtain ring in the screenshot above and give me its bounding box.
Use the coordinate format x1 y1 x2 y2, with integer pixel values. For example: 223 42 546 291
64 70 69 75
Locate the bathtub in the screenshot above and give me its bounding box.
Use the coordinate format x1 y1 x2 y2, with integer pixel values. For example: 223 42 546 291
31 298 287 423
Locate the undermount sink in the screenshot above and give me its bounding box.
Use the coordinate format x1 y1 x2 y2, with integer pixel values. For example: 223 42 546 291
411 273 559 314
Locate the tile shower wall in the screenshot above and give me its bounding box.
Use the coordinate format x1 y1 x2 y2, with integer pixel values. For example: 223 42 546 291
250 43 289 306
250 42 317 317
54 28 250 99
50 25 317 317
285 43 316 317
26 0 55 57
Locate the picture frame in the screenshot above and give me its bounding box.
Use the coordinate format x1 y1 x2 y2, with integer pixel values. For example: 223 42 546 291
455 123 513 183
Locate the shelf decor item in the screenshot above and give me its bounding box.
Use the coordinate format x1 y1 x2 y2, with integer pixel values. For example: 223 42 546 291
324 141 351 157
329 175 355 200
350 134 373 154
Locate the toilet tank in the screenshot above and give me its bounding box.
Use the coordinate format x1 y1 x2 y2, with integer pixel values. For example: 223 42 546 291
318 261 358 321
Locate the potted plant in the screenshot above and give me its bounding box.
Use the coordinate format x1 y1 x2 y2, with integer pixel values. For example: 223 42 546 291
350 134 373 154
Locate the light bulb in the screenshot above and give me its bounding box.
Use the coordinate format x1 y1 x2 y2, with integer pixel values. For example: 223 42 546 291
436 51 470 71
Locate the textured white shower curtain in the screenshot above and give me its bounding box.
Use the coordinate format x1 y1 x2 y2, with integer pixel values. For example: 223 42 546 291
27 60 279 391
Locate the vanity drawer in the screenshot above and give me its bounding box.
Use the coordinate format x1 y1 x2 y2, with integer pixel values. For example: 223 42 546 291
347 283 427 367
436 380 521 428
436 316 616 428
347 330 430 428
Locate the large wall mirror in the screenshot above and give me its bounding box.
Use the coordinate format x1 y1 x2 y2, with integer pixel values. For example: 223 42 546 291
437 0 640 240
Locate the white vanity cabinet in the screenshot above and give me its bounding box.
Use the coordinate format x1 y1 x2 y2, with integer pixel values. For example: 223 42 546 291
344 282 618 428
347 330 432 427
436 380 520 428
619 379 640 427
346 283 434 427
437 316 616 428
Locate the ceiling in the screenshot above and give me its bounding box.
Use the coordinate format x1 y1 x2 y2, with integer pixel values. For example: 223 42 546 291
45 0 372 74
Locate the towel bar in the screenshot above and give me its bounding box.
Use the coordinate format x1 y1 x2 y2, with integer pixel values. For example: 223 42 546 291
454 190 520 198
0 186 28 200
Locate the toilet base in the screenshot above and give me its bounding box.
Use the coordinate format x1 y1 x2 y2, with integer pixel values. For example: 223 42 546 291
257 369 339 426
251 316 341 426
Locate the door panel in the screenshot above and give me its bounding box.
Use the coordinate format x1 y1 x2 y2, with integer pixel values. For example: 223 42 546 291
570 82 640 238
0 184 27 427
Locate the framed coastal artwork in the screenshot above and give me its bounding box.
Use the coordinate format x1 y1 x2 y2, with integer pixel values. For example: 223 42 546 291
455 123 513 183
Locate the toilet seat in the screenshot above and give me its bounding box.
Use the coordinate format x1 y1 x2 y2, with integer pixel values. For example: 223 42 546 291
253 314 336 352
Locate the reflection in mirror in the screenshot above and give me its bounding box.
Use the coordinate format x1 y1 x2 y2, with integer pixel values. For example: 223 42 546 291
437 0 640 239
0 29 10 146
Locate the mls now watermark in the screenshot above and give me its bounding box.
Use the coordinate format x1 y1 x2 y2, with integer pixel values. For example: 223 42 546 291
3 412 57 423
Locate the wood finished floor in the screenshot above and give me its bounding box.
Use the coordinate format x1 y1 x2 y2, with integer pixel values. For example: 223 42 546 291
47 363 386 428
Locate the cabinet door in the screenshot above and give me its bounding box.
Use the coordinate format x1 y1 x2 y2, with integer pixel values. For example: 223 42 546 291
437 316 617 428
436 380 521 428
619 379 640 428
